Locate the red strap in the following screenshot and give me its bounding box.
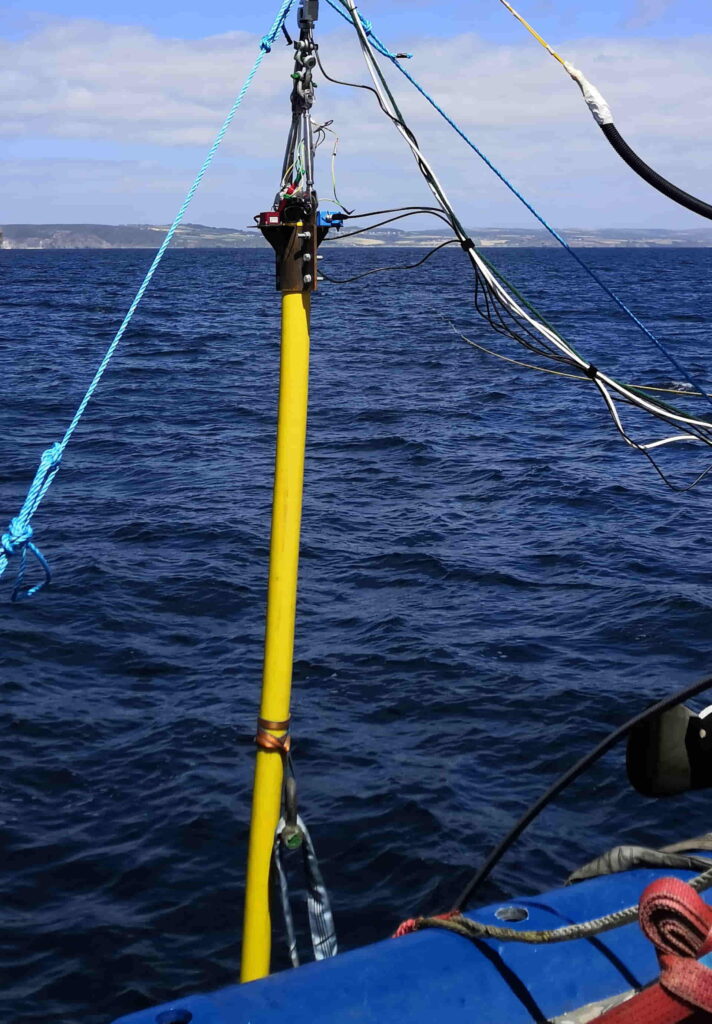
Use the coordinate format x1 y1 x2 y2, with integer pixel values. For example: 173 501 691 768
597 877 712 1023
597 983 708 1024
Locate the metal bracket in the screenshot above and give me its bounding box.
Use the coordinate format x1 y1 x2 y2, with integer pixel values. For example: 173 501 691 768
281 776 303 850
259 212 329 293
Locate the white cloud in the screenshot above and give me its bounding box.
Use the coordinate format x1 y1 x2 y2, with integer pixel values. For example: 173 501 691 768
1 17 711 227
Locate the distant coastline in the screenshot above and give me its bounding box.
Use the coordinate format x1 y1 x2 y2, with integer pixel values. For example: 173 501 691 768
2 222 712 249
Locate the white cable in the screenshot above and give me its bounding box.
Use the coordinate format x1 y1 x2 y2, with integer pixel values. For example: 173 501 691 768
341 0 712 458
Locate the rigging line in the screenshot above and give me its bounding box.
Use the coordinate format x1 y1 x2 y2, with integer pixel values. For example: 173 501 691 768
327 0 605 374
455 673 712 910
446 321 712 398
475 247 584 361
60 0 296 457
309 118 352 211
627 441 712 493
335 1 580 366
474 252 712 435
320 238 460 282
325 0 712 410
495 0 712 223
330 0 711 466
334 4 623 379
587 375 712 461
334 0 712 477
333 1 468 241
330 209 454 239
315 45 460 237
344 207 445 219
446 319 712 487
314 47 398 117
0 0 298 601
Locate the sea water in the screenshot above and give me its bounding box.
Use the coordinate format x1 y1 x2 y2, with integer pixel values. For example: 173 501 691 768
2 245 712 1023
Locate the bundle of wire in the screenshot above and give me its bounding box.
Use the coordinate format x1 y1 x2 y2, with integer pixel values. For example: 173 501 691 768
319 0 712 491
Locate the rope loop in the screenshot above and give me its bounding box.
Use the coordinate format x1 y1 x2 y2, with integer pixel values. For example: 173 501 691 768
260 36 273 52
12 542 53 602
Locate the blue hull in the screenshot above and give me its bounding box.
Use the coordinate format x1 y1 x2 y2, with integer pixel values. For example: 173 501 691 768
112 860 711 1023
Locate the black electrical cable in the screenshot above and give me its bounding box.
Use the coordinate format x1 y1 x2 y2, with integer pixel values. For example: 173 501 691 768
324 26 563 360
315 48 459 235
331 209 454 240
334 0 712 490
473 268 575 366
315 48 422 150
316 47 388 106
601 124 712 223
326 7 583 363
344 206 445 219
320 238 459 283
321 24 572 362
592 381 712 492
455 673 712 911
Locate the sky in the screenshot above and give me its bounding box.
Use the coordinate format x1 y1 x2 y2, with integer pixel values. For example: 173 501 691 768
1 0 712 228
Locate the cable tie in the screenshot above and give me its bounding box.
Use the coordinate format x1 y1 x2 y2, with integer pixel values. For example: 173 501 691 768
585 364 599 380
255 716 292 754
258 717 291 731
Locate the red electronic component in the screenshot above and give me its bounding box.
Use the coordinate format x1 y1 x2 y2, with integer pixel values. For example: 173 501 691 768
258 211 281 227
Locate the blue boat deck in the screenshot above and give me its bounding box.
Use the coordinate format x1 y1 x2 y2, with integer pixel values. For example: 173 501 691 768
113 861 710 1024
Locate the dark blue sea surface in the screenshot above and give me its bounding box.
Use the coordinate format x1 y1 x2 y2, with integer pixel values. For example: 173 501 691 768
2 245 712 1023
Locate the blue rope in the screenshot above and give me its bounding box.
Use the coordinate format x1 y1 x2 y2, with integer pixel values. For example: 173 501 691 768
324 0 411 59
1 443 62 600
325 0 712 410
0 0 297 601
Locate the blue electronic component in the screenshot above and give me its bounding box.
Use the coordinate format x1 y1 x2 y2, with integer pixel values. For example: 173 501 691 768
316 210 345 228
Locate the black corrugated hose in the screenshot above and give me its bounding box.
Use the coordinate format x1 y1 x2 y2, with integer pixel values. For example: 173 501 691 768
601 123 712 222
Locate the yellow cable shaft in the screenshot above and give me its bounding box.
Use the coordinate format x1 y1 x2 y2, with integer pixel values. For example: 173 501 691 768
496 0 567 66
241 289 311 983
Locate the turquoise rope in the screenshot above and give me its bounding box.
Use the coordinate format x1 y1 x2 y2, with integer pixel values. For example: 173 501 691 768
325 0 712 409
324 0 409 59
0 0 297 601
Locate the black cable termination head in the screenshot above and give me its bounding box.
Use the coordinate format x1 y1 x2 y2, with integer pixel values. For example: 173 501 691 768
298 0 319 27
585 364 598 380
627 704 712 797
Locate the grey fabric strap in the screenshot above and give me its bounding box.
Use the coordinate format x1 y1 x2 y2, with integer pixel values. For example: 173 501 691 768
567 843 712 885
273 813 338 967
